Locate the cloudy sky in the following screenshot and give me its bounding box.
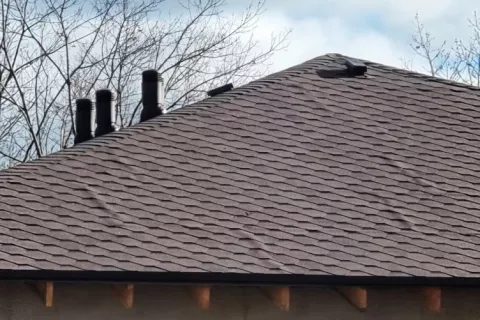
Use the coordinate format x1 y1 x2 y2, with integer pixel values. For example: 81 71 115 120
246 0 478 73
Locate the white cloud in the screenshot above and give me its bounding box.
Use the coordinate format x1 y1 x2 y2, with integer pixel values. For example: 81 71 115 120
250 0 480 73
332 0 461 23
254 13 412 72
266 0 475 25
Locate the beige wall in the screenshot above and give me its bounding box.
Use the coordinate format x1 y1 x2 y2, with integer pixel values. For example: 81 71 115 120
0 282 478 320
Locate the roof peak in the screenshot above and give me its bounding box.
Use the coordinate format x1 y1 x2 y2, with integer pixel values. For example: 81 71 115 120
323 53 480 92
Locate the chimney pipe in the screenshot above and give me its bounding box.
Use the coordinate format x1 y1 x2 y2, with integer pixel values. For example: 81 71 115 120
95 89 119 137
141 69 164 122
74 98 94 145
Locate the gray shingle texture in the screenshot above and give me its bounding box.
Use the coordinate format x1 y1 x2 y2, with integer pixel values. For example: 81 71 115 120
1 53 480 277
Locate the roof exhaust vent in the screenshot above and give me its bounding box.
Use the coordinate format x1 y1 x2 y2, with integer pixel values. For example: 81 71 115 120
141 69 164 122
74 98 94 145
344 59 367 76
207 83 233 97
95 89 119 137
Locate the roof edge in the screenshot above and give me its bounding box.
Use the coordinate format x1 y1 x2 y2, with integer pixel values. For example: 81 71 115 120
3 270 479 287
330 53 480 92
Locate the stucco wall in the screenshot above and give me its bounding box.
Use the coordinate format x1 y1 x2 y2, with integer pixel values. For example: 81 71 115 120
0 282 478 320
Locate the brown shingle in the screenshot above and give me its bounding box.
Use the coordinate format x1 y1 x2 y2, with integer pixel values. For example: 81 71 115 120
0 53 480 278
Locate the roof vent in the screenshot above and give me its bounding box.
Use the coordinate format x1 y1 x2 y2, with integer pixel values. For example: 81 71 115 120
344 59 367 76
95 89 119 137
207 83 233 97
74 98 94 145
141 69 164 122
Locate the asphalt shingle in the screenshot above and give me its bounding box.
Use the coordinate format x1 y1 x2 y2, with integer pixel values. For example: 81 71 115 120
1 53 480 278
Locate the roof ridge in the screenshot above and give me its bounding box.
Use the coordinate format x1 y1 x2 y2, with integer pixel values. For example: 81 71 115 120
327 53 480 92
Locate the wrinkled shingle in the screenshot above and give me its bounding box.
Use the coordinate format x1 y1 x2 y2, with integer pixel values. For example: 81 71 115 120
1 53 480 278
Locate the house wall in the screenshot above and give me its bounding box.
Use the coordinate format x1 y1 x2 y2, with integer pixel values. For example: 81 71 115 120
0 282 477 320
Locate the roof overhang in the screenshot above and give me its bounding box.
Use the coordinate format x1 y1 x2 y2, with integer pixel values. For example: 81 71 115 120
2 270 479 287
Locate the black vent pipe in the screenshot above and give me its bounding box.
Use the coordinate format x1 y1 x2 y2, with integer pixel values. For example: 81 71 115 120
207 83 233 97
141 69 164 122
95 89 119 137
74 98 94 145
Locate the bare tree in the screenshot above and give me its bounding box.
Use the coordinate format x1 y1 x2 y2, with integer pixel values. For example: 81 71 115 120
0 0 289 167
406 12 480 85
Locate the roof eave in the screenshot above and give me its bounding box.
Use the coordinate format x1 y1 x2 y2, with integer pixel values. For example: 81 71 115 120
2 270 480 287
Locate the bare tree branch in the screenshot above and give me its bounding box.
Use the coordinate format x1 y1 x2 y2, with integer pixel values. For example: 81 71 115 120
0 0 289 167
407 12 480 86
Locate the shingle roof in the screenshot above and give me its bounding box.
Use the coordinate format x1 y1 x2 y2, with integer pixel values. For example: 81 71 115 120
2 53 480 279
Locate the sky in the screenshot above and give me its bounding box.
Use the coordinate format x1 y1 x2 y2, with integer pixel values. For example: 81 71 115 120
244 0 479 73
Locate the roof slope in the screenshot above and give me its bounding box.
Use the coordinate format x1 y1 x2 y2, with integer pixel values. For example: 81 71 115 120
2 53 480 279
